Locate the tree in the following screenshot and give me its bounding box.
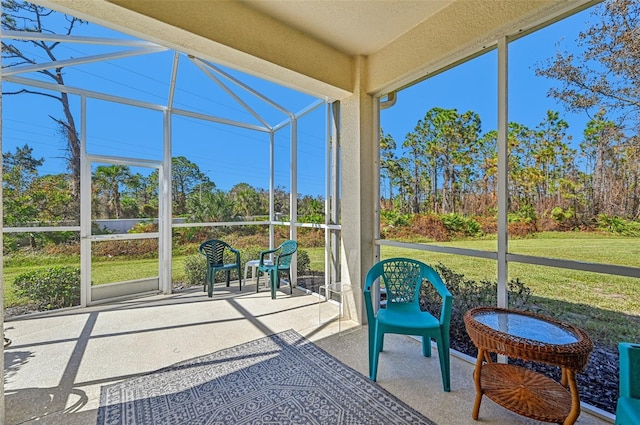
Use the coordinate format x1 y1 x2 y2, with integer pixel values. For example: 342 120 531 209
380 129 402 205
298 195 324 223
401 131 429 214
581 109 623 216
535 0 640 129
536 0 640 219
2 1 85 210
171 156 206 215
531 110 575 211
93 165 132 219
187 189 234 223
2 144 44 226
474 130 498 214
412 107 481 214
229 182 261 218
124 172 157 218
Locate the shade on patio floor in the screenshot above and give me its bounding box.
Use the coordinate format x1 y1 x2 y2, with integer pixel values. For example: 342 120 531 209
4 282 613 424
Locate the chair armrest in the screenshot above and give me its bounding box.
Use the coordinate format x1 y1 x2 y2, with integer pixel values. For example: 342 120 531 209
424 266 453 328
229 246 241 264
363 263 383 324
259 247 280 266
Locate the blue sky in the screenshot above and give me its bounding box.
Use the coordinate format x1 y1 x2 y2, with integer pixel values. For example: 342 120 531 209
3 4 596 197
381 7 593 151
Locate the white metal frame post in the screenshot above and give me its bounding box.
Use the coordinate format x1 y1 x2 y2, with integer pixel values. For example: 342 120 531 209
497 37 509 309
160 109 172 294
269 131 275 249
290 116 298 284
324 103 331 289
373 97 381 264
80 95 91 307
331 102 341 283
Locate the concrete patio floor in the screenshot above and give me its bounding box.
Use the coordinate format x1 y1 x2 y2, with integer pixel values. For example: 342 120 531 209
4 282 614 424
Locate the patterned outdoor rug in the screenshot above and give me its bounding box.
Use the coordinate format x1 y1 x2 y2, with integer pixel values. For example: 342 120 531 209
97 329 437 425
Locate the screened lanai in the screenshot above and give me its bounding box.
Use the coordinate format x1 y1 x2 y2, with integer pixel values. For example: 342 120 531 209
3 0 640 423
2 25 342 306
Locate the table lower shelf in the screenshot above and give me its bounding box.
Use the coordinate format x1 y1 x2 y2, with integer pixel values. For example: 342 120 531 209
480 363 572 424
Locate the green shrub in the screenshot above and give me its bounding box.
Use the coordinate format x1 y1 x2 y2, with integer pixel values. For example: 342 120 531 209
13 266 80 310
508 205 537 224
440 213 482 237
420 263 532 344
299 213 324 224
381 209 411 227
184 254 207 286
551 206 574 223
597 214 640 236
297 250 311 274
129 220 158 233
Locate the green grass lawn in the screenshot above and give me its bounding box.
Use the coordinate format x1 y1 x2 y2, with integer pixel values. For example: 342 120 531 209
377 234 640 346
4 233 639 346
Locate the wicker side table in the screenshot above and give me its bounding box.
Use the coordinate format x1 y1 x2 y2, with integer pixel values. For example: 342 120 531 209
464 307 593 425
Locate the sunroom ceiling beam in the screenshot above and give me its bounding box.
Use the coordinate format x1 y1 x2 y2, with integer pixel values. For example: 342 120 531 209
1 29 162 46
204 61 292 118
1 44 168 77
36 0 352 101
190 57 274 130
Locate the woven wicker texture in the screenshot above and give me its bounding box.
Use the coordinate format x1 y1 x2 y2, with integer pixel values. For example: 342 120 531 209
464 307 593 372
481 363 571 423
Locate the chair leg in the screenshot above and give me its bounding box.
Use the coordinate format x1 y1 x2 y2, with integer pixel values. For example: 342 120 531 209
237 265 242 290
287 270 292 295
437 334 451 392
270 270 277 299
422 336 432 357
204 267 210 293
256 271 260 293
371 328 384 381
207 270 214 298
368 322 375 378
225 270 230 287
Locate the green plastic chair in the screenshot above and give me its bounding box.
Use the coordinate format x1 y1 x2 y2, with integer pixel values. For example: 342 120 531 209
364 258 453 392
198 239 242 297
616 342 640 424
256 240 298 299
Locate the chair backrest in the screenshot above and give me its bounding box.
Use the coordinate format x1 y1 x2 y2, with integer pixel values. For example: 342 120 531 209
199 239 232 266
619 342 640 399
364 258 452 327
276 240 297 268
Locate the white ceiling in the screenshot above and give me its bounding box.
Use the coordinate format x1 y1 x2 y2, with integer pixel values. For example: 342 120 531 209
240 0 455 55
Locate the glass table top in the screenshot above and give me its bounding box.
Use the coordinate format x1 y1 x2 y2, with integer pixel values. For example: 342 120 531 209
474 311 579 345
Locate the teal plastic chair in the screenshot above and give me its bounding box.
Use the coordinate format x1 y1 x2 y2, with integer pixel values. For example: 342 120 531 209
256 240 297 299
364 258 453 392
616 342 640 424
199 239 242 297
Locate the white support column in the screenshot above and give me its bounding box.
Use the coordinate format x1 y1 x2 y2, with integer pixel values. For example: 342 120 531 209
340 56 375 324
373 97 381 264
160 109 172 294
80 95 91 307
324 102 331 289
290 117 298 285
269 131 275 248
331 102 341 284
497 37 509 308
1 26 5 418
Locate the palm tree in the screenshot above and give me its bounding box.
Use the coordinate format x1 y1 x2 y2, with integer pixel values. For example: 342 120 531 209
93 165 132 219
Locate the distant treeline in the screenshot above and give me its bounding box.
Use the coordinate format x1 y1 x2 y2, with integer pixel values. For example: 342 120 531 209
380 108 640 228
